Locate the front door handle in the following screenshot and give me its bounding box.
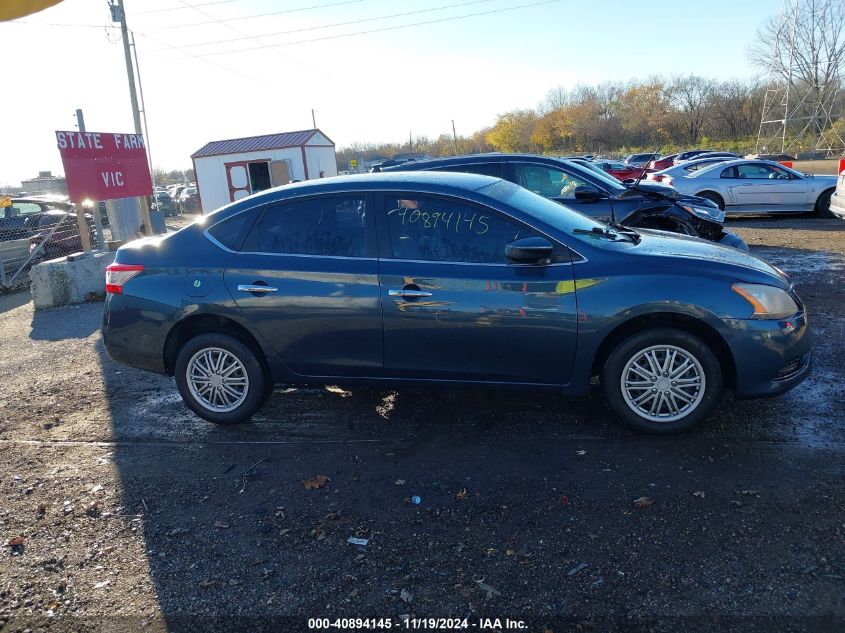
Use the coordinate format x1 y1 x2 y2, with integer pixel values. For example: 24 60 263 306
237 284 278 294
389 289 432 298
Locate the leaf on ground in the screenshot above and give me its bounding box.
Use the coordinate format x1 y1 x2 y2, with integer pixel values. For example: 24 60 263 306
633 496 654 508
475 580 502 598
7 536 25 547
213 520 230 529
693 491 706 498
303 475 330 490
455 488 469 501
198 579 215 588
400 588 413 604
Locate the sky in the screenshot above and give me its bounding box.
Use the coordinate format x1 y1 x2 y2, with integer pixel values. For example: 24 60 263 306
2 0 781 184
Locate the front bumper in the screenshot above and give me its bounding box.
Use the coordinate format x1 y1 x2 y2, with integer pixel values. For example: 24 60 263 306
724 311 811 398
830 191 845 219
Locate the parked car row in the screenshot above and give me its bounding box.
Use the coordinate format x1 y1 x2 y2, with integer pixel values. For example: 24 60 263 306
577 150 837 218
377 153 746 249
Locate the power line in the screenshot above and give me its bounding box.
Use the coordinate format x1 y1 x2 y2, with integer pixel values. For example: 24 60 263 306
165 0 563 57
135 0 244 14
175 0 330 77
10 20 113 28
150 0 365 30
134 29 273 86
172 0 495 49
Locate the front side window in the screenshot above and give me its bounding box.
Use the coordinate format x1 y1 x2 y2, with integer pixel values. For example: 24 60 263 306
384 195 538 264
512 164 589 199
735 163 793 179
4 202 41 219
256 196 367 257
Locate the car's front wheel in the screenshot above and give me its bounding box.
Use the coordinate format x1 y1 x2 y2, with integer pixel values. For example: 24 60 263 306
601 328 722 434
815 190 834 218
174 333 267 424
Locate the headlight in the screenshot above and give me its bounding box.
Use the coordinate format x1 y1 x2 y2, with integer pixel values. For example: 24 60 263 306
732 283 799 319
679 203 725 223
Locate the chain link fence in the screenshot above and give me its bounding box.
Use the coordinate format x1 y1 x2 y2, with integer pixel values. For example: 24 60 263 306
0 200 109 293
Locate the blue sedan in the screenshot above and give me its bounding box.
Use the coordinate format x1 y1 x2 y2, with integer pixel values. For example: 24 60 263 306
102 172 810 433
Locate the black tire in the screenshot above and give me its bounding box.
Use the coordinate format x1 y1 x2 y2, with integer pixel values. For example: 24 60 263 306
601 327 723 434
174 333 267 424
697 191 724 210
815 189 835 218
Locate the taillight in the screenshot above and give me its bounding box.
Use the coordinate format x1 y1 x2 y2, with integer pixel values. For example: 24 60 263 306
650 174 663 182
106 264 144 294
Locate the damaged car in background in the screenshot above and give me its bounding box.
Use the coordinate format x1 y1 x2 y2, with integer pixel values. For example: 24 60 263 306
378 153 747 250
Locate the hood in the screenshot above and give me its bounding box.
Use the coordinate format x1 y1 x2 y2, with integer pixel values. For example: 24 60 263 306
629 229 790 288
618 181 717 206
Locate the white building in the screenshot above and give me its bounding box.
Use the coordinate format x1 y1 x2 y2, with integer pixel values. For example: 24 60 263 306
191 129 337 214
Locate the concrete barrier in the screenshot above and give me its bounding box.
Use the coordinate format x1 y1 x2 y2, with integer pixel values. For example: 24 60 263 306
29 250 115 309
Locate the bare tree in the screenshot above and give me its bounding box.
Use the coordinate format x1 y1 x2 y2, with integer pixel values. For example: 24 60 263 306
668 75 716 145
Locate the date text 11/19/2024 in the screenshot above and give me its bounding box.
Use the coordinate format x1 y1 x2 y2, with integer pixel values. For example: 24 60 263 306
308 617 528 630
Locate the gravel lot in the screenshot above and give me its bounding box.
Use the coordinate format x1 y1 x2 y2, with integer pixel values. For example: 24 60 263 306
0 216 843 632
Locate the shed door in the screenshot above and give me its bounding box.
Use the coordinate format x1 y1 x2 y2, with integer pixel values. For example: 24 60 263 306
270 160 291 187
225 161 251 202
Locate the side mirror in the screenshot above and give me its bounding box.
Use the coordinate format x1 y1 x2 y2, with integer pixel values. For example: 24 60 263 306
505 237 553 264
573 185 608 201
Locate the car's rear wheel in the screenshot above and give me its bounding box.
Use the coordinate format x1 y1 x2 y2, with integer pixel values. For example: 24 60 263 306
815 190 834 218
174 333 266 424
601 328 722 434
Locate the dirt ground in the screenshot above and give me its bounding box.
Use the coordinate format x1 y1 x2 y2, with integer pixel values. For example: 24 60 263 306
0 216 843 633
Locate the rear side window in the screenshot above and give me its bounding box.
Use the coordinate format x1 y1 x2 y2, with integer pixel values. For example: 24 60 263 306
255 196 367 257
207 210 255 251
430 163 504 178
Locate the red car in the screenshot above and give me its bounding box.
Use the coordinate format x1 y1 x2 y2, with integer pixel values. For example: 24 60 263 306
592 160 645 180
645 153 679 171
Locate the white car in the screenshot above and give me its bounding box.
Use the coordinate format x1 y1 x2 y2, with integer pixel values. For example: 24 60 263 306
668 159 838 217
646 156 737 185
830 170 845 219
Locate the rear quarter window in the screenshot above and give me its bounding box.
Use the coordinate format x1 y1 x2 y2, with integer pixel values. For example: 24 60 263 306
207 210 256 251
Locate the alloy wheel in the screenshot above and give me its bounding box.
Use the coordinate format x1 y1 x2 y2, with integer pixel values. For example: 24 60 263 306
620 344 705 422
186 347 250 413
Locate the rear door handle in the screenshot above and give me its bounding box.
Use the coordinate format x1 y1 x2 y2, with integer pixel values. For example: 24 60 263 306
237 284 278 294
389 289 432 298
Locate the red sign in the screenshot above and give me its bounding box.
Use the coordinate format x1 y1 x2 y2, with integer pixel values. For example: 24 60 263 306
56 130 153 201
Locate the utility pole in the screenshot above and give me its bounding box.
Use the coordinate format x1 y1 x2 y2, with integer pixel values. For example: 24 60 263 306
73 110 93 252
110 0 153 236
76 109 104 250
409 131 412 157
451 120 459 155
312 109 317 129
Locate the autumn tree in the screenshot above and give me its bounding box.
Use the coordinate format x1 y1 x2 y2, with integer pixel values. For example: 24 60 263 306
486 110 540 152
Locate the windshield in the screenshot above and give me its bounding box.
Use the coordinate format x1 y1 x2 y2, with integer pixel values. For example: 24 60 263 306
481 179 605 235
558 159 627 193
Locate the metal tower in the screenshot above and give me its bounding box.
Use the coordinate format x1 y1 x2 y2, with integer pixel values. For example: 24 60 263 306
755 0 844 157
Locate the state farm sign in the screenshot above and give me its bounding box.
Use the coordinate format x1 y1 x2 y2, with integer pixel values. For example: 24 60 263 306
56 130 153 201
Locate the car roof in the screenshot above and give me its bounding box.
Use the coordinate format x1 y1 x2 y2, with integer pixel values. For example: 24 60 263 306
379 153 572 171
689 158 786 177
204 171 507 221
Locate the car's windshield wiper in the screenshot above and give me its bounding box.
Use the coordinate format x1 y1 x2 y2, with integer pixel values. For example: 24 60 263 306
607 219 641 244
